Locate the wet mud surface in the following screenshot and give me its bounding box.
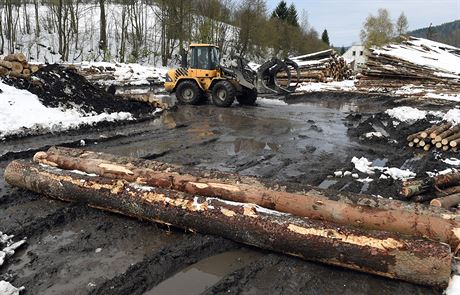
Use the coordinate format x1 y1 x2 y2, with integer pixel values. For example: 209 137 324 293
0 93 442 294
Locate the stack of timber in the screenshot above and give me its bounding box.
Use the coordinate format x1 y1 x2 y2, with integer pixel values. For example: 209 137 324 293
401 172 460 210
4 146 460 288
357 37 460 97
0 53 39 78
278 49 352 83
406 122 460 152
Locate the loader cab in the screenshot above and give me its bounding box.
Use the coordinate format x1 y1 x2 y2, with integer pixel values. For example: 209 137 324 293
188 44 220 70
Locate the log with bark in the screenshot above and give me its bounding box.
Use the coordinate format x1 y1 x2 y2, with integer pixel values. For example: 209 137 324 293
3 159 453 287
29 147 460 249
0 53 37 78
401 173 460 198
4 53 26 63
430 193 460 209
406 123 460 152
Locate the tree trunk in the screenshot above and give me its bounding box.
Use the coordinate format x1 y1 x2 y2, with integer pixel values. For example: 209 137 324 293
4 159 453 288
33 147 460 249
99 0 108 61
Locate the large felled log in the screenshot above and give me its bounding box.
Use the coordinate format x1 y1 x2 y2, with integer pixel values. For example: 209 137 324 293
32 147 460 249
3 160 453 287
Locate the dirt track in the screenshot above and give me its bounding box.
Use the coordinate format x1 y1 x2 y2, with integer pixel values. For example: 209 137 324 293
0 94 443 294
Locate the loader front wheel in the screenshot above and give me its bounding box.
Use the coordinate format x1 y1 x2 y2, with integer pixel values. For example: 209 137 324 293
212 81 236 107
176 80 202 105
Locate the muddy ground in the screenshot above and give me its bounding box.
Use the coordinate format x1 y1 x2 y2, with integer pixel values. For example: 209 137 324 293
1 92 454 294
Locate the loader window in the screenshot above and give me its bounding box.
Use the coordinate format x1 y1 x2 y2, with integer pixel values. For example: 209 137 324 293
191 47 210 70
210 47 220 70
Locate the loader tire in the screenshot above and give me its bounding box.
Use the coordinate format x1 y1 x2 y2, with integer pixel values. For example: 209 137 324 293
212 81 236 107
176 80 202 105
237 88 257 105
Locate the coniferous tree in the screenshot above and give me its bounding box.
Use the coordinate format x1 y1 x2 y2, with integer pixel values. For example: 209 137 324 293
321 29 330 46
286 4 299 27
271 1 289 21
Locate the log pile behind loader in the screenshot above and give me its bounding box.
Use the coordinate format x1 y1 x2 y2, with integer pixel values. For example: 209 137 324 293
277 49 351 83
407 122 460 152
0 53 39 78
357 37 460 97
5 146 460 288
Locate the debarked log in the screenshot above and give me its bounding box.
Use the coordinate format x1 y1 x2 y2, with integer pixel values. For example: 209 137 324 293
3 160 453 287
31 147 460 249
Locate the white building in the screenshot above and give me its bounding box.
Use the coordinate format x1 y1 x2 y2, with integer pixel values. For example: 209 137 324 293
342 44 367 72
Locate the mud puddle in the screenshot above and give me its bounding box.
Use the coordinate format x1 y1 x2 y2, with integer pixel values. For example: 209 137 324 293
4 208 183 294
145 249 262 295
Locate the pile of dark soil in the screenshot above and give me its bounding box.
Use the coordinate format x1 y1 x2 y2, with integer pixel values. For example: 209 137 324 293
2 64 156 117
336 111 457 199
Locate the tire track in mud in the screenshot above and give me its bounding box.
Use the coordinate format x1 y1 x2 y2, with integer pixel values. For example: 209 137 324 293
203 253 439 295
90 235 238 295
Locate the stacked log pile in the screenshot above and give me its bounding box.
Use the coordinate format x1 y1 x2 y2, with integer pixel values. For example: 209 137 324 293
0 53 39 78
406 122 460 152
278 49 352 83
4 146 460 287
401 172 460 210
357 37 460 97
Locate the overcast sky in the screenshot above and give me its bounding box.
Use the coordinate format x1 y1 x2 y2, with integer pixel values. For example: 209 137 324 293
266 0 460 46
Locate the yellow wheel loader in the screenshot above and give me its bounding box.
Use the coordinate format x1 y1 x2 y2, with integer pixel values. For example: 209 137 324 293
164 44 300 107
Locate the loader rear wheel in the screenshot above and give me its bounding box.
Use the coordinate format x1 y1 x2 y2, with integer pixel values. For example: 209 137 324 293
176 80 202 105
212 81 236 107
237 88 258 105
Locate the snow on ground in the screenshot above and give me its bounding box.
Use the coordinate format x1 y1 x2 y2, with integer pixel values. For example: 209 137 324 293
256 97 288 106
76 62 168 86
443 158 460 166
373 37 460 79
0 231 26 288
385 107 427 123
446 275 460 295
385 106 460 124
444 109 460 125
0 81 133 139
0 281 24 295
296 80 356 92
349 156 416 180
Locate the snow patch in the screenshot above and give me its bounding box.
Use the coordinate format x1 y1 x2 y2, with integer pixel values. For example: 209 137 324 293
364 132 383 138
443 158 460 166
296 80 356 92
350 157 415 180
443 109 460 125
446 275 460 295
257 98 288 106
0 281 25 295
385 107 426 122
0 80 133 139
351 157 374 175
